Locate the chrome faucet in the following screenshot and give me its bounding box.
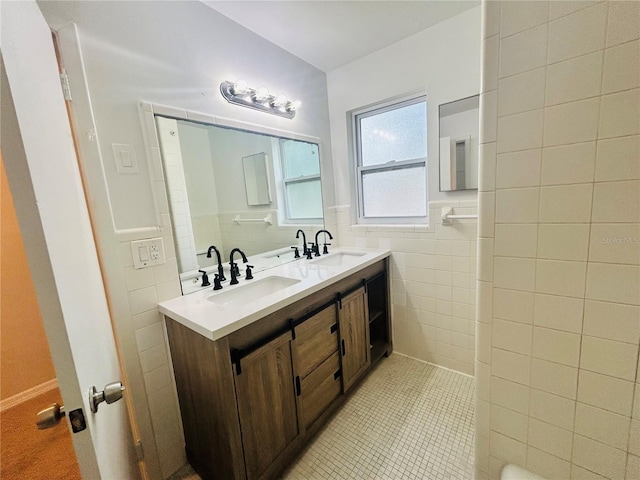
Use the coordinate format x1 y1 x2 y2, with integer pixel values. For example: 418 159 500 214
229 248 248 285
295 229 308 257
206 245 226 282
314 230 333 256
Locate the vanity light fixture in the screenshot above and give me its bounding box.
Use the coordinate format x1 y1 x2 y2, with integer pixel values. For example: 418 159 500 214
220 80 300 119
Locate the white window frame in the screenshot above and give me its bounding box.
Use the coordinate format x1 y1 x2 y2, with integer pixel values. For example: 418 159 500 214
352 95 428 224
279 138 323 223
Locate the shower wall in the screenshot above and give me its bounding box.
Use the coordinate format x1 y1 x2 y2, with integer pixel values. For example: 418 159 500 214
476 1 639 479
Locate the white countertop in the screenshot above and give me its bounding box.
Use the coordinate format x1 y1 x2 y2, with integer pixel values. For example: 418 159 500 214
158 247 391 341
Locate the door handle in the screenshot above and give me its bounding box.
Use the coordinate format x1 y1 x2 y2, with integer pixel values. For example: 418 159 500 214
36 403 65 429
89 381 125 413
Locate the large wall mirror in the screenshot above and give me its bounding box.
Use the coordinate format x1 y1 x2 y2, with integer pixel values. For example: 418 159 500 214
438 95 479 191
154 116 324 293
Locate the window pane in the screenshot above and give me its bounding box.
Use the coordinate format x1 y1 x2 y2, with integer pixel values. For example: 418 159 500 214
359 101 426 167
286 179 323 219
281 140 320 178
362 167 426 218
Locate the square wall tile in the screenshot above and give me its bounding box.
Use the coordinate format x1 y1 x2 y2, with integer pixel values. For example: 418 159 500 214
134 322 165 352
595 135 640 182
532 326 581 367
543 98 600 147
478 238 495 282
496 188 539 223
589 224 640 265
586 262 640 305
479 143 497 192
535 259 587 298
491 375 530 414
537 223 590 261
606 0 640 47
528 417 573 460
545 51 603 106
541 142 596 186
492 318 532 355
580 336 639 381
492 348 531 384
577 370 635 415
494 224 538 258
497 110 544 153
603 40 640 94
498 69 546 116
496 149 541 189
478 192 495 238
533 293 584 333
572 434 628 480
599 89 640 139
494 257 536 292
530 388 576 431
490 404 528 443
583 299 640 345
575 402 632 450
531 358 578 399
549 1 600 20
481 90 498 144
477 280 494 323
482 35 500 93
526 447 571 480
539 184 593 223
500 0 549 38
592 180 640 223
499 24 548 78
547 2 607 64
494 288 535 324
629 454 640 480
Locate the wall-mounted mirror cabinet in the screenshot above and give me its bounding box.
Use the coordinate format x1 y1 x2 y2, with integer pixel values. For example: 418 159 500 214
438 95 479 192
154 116 324 292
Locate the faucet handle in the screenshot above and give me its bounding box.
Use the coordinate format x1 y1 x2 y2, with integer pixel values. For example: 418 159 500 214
306 243 314 260
322 243 331 255
199 270 210 287
213 274 223 290
245 265 254 280
291 246 300 258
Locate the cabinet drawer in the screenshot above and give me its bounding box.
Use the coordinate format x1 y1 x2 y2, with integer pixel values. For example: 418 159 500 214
301 351 341 430
295 304 338 379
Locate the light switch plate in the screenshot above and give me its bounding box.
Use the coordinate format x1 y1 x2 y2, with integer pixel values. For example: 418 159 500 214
131 237 165 269
113 144 139 174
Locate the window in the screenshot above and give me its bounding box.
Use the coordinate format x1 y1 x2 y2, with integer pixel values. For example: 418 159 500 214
354 96 427 222
279 139 323 221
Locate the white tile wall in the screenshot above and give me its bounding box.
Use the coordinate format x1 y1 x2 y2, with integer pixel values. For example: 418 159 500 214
476 2 640 479
335 201 477 376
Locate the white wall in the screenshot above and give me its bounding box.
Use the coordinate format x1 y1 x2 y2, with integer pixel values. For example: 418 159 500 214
326 7 482 375
327 6 482 207
36 2 334 478
475 2 640 479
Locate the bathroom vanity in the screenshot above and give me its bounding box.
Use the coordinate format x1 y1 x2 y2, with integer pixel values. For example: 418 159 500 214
159 248 392 480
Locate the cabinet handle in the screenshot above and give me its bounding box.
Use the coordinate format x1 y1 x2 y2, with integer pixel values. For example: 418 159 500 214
295 376 301 396
341 339 346 356
333 369 341 380
330 323 338 334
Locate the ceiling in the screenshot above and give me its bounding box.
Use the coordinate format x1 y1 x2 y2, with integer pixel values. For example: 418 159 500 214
202 1 479 72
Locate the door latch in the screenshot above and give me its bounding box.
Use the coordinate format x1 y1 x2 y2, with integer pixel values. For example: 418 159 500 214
36 403 65 429
89 381 125 413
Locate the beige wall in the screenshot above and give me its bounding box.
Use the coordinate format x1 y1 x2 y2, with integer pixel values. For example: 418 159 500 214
476 1 640 479
0 156 56 400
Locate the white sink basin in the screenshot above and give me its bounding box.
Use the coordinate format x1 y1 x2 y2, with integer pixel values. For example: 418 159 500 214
207 275 300 306
310 251 367 267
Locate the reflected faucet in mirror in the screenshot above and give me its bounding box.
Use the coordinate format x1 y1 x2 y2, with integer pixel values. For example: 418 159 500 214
229 248 249 285
206 245 226 282
295 229 308 257
314 230 333 256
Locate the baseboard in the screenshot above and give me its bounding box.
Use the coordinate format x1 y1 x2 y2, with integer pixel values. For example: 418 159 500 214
392 352 475 379
0 379 58 413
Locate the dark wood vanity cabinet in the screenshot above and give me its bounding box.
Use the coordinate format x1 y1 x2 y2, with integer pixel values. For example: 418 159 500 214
164 259 391 480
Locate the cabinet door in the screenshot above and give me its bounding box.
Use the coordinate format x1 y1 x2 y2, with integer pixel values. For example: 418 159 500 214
295 303 338 379
234 332 301 480
339 286 371 391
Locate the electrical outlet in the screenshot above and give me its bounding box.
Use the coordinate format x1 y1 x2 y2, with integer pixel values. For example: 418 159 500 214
131 237 165 269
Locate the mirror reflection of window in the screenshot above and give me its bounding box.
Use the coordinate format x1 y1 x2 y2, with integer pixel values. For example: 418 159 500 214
243 153 271 206
279 139 323 221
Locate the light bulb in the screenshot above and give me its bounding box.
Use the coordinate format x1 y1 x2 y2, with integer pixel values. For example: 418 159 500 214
231 79 248 95
287 100 302 112
254 86 269 102
272 94 288 109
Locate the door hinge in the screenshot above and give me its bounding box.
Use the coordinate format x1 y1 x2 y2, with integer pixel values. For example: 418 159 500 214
60 71 72 101
135 439 144 461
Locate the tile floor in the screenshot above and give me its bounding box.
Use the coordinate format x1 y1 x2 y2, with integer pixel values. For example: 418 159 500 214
173 354 475 480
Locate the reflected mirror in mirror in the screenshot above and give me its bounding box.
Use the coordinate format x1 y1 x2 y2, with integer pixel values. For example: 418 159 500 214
438 95 479 191
154 116 324 293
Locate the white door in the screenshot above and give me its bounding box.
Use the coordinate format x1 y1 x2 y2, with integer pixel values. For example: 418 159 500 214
1 1 139 478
